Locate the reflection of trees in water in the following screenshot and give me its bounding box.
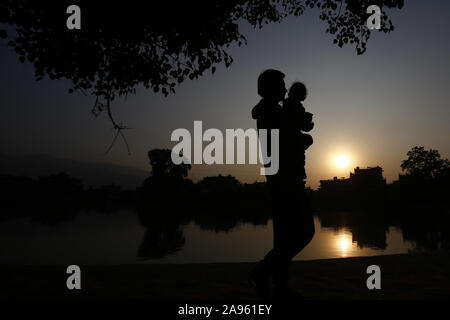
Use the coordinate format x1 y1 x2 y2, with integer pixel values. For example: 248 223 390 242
135 186 272 259
0 173 133 224
136 224 185 260
29 207 79 226
351 226 388 250
192 205 271 233
317 207 450 252
135 196 191 260
0 173 83 225
317 211 390 250
389 207 450 252
1 201 79 226
193 186 271 233
194 211 240 233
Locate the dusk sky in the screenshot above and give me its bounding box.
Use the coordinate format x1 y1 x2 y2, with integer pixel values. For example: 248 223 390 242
1 1 449 189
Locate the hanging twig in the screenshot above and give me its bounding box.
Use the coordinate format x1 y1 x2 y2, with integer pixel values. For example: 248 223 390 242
104 129 121 155
91 94 100 116
104 94 132 155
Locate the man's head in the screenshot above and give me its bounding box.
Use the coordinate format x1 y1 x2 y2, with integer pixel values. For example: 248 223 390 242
257 69 287 101
288 82 307 101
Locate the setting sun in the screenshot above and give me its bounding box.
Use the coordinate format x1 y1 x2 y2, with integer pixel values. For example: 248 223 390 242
335 155 350 168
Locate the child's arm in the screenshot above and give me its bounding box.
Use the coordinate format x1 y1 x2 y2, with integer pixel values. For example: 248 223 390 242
301 133 314 150
301 112 314 132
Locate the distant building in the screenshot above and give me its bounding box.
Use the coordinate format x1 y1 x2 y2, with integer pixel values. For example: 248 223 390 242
350 166 385 187
319 176 352 192
318 167 386 208
320 166 385 191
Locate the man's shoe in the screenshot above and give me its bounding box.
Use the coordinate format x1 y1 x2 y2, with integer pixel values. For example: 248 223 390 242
249 266 270 300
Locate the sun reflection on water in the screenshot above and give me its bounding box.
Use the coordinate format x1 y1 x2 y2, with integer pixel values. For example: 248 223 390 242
336 232 354 257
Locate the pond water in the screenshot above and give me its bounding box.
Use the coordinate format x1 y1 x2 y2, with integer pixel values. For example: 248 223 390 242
0 209 417 265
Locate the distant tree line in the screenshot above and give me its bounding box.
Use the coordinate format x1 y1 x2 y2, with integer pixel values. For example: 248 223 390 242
1 146 449 225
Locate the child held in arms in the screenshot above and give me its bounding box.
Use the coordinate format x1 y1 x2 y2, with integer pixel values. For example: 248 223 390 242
283 82 314 180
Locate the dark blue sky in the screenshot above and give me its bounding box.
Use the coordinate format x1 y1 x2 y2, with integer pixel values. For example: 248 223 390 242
1 1 449 188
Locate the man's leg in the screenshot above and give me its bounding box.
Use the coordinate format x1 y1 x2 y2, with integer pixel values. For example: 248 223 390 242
249 176 280 299
272 186 315 297
250 207 292 298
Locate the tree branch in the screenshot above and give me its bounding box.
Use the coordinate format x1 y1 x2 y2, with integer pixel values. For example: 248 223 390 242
104 95 132 155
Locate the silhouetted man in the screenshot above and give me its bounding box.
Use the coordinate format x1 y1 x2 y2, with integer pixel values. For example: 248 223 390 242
250 69 315 299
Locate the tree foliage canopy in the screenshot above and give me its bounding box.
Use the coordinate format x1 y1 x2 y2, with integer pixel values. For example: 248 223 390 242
1 0 404 104
148 149 191 180
401 146 450 180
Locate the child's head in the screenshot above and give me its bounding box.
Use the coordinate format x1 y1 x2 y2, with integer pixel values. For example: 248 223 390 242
288 82 307 101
